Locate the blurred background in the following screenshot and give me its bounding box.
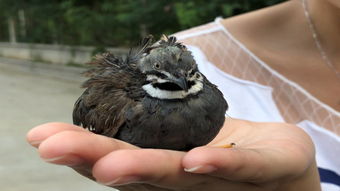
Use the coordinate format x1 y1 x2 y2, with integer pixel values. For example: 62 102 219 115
0 0 284 191
0 0 284 47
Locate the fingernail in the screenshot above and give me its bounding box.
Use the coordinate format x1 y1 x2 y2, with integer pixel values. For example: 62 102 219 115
29 140 42 147
43 155 66 162
102 176 141 186
184 165 217 173
42 155 84 166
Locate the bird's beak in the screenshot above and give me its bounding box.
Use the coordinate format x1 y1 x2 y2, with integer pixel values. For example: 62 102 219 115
171 76 188 91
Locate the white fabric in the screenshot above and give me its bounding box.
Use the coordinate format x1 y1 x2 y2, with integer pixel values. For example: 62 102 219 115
322 183 340 191
189 45 284 122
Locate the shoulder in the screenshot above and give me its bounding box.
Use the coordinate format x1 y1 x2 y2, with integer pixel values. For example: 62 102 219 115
221 0 300 55
173 0 306 84
175 0 301 62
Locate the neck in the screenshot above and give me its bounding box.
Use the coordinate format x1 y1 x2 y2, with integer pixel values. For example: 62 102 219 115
142 80 203 99
306 0 340 69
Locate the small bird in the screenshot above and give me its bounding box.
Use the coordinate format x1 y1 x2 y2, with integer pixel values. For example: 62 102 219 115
73 35 228 151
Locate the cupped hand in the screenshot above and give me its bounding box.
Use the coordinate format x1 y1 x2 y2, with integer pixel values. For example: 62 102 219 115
26 118 320 191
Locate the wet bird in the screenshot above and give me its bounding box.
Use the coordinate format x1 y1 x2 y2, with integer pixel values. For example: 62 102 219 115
73 35 228 151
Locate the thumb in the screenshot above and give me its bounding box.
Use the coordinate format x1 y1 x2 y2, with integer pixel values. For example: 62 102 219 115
182 146 299 183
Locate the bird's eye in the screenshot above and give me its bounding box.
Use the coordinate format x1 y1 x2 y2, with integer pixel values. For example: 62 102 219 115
195 72 201 78
154 63 160 69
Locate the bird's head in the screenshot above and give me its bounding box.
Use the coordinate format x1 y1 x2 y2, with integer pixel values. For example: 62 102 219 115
138 35 204 99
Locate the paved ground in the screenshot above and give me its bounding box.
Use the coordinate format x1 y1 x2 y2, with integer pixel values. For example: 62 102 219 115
0 58 113 191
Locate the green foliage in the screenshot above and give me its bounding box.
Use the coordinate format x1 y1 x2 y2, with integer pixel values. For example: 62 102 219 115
175 1 216 28
0 0 285 47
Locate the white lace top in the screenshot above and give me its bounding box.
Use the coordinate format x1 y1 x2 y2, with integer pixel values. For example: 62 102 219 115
175 18 340 191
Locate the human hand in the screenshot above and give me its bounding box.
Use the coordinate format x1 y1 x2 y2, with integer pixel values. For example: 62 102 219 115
26 118 321 191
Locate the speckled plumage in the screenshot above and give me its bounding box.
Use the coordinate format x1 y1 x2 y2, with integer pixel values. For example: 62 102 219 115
73 35 228 150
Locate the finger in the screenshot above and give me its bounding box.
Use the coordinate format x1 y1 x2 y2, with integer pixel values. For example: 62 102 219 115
38 130 138 166
93 149 207 188
26 122 87 147
116 183 173 191
93 149 261 190
182 146 297 183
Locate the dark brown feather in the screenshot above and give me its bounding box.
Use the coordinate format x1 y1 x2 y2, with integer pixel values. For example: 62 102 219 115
73 52 146 137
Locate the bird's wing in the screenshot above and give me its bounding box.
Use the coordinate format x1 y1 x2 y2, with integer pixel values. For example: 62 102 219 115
73 53 146 137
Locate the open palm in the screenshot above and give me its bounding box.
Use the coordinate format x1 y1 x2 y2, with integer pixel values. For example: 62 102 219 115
27 118 320 191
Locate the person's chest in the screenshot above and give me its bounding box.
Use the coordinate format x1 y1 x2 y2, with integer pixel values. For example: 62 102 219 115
257 49 340 112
